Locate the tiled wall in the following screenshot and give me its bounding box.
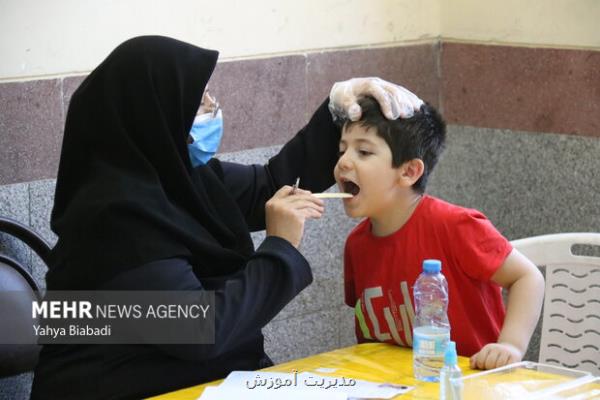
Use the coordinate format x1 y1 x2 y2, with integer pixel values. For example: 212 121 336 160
1 41 599 399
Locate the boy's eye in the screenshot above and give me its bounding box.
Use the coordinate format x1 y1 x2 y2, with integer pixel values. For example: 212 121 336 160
337 150 345 158
358 150 372 157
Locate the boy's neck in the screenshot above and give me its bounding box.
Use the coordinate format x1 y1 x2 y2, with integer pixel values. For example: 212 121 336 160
370 192 423 237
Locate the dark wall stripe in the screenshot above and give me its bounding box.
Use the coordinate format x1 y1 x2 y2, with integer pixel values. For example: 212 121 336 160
0 80 63 186
441 42 600 137
1 41 598 185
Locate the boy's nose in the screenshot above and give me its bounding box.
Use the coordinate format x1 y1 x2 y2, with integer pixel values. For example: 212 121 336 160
336 153 352 171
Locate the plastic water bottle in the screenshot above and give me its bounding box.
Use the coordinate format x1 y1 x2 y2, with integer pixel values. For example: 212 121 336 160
440 341 463 400
412 259 450 382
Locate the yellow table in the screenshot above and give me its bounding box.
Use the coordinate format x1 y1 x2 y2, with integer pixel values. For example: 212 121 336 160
149 343 474 399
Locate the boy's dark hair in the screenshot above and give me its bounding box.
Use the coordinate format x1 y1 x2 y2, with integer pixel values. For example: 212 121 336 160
346 96 446 194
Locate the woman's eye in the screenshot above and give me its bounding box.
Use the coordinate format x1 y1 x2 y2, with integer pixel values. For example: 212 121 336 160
358 150 372 157
337 150 345 158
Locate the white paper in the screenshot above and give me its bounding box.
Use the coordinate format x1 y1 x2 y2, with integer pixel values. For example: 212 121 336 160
197 370 412 400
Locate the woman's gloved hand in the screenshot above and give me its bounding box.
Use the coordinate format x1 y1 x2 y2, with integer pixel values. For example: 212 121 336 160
328 77 424 122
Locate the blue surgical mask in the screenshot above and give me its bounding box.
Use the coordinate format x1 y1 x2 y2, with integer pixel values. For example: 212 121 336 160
188 109 223 167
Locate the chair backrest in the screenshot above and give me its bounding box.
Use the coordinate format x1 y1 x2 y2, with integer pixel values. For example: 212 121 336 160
511 233 600 376
0 217 51 378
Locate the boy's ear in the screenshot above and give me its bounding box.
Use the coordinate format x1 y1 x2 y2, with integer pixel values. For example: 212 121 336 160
397 159 425 186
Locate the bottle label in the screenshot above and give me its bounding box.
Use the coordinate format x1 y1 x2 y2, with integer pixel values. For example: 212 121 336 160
413 330 448 357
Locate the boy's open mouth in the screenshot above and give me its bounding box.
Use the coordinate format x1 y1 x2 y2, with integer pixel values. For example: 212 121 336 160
341 179 360 196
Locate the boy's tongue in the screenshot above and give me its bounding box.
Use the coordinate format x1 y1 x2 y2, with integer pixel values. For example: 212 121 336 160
343 181 360 196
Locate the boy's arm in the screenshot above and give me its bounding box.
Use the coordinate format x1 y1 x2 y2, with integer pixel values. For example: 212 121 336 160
470 249 545 370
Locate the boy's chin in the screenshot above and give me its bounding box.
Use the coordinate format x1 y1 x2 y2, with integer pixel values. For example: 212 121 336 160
342 204 364 219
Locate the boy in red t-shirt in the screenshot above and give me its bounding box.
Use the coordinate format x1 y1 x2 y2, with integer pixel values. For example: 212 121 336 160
334 96 544 370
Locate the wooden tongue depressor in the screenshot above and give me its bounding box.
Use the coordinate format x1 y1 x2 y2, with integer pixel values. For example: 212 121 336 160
313 192 353 199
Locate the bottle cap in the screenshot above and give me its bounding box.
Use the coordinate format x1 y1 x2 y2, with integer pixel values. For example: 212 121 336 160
423 259 441 273
444 341 458 365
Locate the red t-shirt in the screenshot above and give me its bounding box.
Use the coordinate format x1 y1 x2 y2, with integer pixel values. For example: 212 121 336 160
344 195 512 356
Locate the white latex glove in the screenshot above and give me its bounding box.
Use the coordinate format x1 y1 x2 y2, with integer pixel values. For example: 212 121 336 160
328 77 424 122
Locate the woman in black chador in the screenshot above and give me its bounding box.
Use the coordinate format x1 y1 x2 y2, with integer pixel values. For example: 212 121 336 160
30 36 422 399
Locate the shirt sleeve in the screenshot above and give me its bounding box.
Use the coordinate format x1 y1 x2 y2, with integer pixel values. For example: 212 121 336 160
99 236 312 362
210 160 274 232
450 209 513 281
344 238 356 307
267 98 341 193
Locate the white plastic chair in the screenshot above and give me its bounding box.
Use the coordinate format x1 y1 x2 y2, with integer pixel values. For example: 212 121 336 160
510 233 600 376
